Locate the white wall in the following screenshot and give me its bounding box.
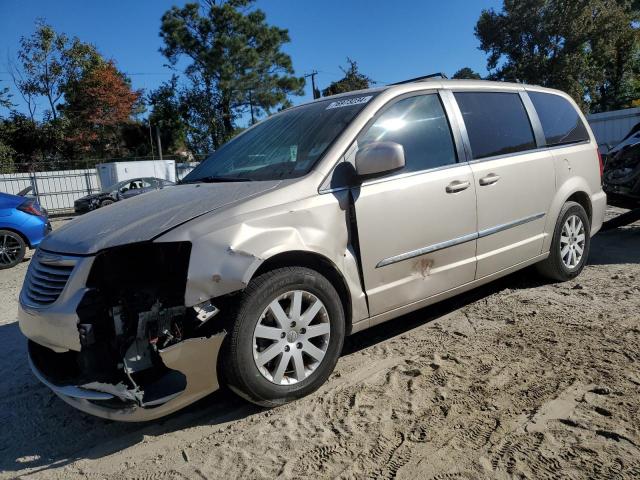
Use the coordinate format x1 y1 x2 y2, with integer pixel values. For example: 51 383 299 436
96 160 176 188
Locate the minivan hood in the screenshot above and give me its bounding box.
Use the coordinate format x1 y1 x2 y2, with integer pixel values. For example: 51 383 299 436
40 181 281 255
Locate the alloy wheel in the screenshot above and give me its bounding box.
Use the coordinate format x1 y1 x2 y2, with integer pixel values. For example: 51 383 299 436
252 290 330 385
560 214 586 269
0 233 23 267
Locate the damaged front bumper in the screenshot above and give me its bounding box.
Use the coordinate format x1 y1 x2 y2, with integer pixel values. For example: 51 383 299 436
19 244 228 422
27 334 225 422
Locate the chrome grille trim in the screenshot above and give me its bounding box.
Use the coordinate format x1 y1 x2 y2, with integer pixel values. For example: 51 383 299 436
23 252 78 306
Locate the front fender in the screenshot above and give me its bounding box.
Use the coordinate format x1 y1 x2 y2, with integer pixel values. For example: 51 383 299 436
155 190 369 325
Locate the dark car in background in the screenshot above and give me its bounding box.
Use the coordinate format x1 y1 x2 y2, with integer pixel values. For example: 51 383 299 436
0 191 50 269
603 123 640 208
117 177 174 201
74 177 175 214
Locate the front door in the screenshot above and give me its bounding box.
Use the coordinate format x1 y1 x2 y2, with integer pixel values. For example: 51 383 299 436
352 93 478 316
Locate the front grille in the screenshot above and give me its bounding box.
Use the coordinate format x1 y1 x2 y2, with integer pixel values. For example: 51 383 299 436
24 254 76 306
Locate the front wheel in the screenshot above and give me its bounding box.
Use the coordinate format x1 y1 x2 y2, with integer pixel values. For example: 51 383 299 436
536 201 590 281
222 267 345 407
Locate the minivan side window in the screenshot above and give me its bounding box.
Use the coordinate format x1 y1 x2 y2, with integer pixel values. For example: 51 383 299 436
454 92 536 160
528 91 589 146
358 94 457 173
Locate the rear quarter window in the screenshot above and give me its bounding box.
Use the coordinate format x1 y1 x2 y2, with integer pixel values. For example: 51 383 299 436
454 92 536 160
528 91 590 146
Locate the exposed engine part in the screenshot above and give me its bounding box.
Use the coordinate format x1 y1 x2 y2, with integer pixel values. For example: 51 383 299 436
123 339 154 374
193 300 220 326
112 305 124 336
136 300 186 349
115 300 188 390
78 324 95 347
62 242 231 411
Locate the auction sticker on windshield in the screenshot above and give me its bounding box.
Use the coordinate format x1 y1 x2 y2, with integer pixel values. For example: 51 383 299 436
326 96 373 109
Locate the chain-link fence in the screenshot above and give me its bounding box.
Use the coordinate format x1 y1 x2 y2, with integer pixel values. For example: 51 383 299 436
0 155 206 216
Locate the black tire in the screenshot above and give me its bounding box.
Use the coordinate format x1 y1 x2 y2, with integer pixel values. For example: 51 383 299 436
221 266 345 407
100 199 115 207
0 230 26 270
536 201 590 281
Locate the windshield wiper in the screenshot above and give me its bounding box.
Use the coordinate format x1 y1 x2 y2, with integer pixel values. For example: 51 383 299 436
184 175 254 184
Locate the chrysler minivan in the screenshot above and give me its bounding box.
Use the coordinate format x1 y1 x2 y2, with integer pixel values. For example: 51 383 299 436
18 78 606 421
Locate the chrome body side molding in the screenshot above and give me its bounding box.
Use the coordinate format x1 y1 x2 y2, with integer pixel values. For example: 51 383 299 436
376 212 546 268
477 212 545 239
376 232 478 268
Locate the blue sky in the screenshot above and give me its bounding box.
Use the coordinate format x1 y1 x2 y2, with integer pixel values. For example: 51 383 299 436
0 0 502 116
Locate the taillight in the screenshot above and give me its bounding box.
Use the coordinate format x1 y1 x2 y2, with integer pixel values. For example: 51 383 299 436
597 151 604 179
18 199 44 217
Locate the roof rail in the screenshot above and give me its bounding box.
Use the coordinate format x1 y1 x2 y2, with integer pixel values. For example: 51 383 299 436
389 73 449 85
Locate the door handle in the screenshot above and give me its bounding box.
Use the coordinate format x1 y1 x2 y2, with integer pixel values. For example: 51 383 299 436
446 180 471 193
479 174 500 186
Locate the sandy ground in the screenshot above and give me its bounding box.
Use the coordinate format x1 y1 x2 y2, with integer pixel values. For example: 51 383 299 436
0 209 639 479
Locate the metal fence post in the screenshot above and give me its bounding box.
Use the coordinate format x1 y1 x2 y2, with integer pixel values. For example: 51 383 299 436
29 171 40 203
84 171 94 195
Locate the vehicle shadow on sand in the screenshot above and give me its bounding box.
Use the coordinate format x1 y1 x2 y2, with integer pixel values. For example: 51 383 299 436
588 225 640 265
1 225 637 475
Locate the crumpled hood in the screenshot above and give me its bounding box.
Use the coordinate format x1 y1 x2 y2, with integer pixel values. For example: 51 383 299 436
41 181 281 255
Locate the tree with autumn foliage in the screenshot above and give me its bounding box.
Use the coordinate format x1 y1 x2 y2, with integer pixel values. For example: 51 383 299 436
1 20 149 166
61 62 142 157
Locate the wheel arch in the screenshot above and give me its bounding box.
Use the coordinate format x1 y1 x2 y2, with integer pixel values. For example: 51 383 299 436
0 227 30 248
566 191 592 224
250 250 354 335
543 177 594 253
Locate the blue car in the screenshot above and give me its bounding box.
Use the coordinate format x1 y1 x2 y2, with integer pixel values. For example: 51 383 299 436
0 191 51 269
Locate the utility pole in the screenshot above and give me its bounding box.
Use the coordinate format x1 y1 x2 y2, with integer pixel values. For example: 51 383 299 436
148 123 155 158
248 89 255 124
305 70 319 99
155 126 163 160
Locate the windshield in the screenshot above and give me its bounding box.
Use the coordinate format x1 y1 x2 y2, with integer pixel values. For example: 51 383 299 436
183 94 377 183
102 179 131 193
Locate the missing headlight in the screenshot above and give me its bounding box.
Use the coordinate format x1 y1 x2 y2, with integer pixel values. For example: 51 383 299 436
68 241 205 407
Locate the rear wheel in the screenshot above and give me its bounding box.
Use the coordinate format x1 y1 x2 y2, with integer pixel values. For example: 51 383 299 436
536 201 590 281
0 230 26 270
100 199 115 207
222 267 345 407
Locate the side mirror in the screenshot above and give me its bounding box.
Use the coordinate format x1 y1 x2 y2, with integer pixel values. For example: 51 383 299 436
355 141 405 177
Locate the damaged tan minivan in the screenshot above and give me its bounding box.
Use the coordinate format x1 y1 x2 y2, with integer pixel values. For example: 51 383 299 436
19 78 606 421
